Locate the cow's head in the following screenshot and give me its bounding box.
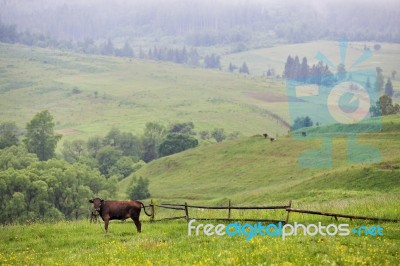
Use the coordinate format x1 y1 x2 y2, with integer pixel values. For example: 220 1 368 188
89 198 104 212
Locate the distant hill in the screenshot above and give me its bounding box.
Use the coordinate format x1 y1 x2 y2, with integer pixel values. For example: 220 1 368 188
118 115 400 213
0 43 290 142
1 0 399 46
221 41 400 79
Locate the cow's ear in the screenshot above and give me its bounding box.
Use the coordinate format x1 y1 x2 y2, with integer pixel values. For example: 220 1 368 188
89 199 94 203
100 199 104 203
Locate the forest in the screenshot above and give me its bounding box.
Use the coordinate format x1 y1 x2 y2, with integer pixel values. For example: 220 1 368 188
0 109 240 223
1 0 399 49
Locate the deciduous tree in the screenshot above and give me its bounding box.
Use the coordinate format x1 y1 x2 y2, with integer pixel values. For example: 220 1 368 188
0 122 20 149
23 110 61 161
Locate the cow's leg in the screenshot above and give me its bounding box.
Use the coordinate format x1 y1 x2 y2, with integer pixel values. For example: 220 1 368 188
104 218 110 233
133 218 141 233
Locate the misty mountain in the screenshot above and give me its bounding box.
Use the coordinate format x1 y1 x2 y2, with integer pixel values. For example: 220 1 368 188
1 0 399 45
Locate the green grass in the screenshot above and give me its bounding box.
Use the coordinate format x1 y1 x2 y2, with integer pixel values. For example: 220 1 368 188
1 41 400 264
118 115 400 207
0 215 399 265
0 43 290 144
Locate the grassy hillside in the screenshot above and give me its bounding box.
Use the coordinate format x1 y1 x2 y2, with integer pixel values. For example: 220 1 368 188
119 115 400 218
221 41 400 81
1 41 399 146
0 43 290 143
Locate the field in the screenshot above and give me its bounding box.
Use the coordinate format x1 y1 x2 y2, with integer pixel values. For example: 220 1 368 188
1 117 399 265
1 41 399 145
118 115 400 205
1 41 400 265
0 43 290 142
0 214 399 265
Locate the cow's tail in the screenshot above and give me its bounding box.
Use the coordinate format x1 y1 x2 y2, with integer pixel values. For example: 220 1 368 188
140 202 152 217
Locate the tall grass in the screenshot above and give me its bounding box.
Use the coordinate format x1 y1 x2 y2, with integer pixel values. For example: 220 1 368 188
0 206 399 265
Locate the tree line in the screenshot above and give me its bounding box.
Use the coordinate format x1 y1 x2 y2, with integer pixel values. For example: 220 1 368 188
284 55 397 96
284 55 335 86
0 111 240 223
1 0 399 44
0 111 115 223
284 57 399 130
0 20 226 70
0 146 115 224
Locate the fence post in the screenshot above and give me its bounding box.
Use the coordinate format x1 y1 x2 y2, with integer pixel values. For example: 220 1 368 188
150 199 155 222
285 200 292 224
184 202 189 222
228 200 231 220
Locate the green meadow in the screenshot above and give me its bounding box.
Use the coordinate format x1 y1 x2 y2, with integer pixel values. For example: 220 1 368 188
119 115 400 205
0 214 399 265
1 42 400 265
0 43 290 142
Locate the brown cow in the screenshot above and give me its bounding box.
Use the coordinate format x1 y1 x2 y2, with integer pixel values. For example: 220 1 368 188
89 198 151 233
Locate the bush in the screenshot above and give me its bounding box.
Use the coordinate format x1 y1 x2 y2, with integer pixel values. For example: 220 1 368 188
159 134 198 157
72 87 81 94
292 116 313 131
128 177 150 200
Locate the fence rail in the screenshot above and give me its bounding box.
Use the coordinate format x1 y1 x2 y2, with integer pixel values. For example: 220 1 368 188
142 200 398 224
160 203 290 210
147 200 290 223
286 208 399 222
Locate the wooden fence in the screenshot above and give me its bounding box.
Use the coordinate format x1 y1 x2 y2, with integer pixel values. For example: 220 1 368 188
143 200 398 224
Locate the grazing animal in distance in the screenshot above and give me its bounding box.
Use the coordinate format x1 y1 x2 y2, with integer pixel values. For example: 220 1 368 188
301 132 307 137
89 198 152 233
262 133 268 139
270 137 276 142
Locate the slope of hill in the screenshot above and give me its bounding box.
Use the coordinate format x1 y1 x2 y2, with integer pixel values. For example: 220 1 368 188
0 43 290 141
221 41 400 83
118 115 400 217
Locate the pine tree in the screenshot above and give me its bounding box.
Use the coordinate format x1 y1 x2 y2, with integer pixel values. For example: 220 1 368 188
239 62 249 74
228 63 236 72
121 41 134 57
292 56 300 79
300 57 309 81
385 78 394 97
100 39 114 55
376 67 384 92
284 55 294 79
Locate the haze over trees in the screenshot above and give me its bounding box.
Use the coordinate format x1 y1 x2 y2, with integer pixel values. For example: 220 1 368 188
284 55 334 86
1 0 399 44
